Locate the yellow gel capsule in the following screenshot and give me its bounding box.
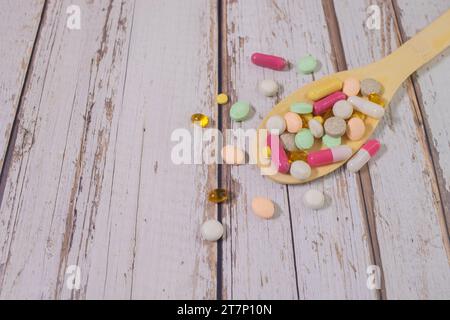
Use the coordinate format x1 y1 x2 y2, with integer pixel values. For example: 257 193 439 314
368 93 385 107
262 146 271 158
208 188 228 203
216 93 229 105
301 114 313 128
351 111 367 120
306 78 343 101
287 150 308 163
191 113 209 127
313 116 324 124
322 109 334 120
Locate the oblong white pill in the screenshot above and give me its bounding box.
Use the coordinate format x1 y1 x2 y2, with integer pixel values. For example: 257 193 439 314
348 96 384 119
201 220 224 241
259 79 279 97
266 115 286 135
303 189 325 209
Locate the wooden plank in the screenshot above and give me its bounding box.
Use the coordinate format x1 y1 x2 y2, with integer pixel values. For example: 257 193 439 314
221 0 376 299
0 0 45 173
334 0 450 299
0 0 218 299
394 0 450 230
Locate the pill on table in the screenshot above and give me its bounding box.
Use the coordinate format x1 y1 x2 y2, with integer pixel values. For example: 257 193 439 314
221 145 245 165
360 78 383 96
313 91 347 115
216 93 228 104
346 117 366 141
191 113 209 128
307 145 352 167
291 102 313 114
306 78 343 101
303 189 325 210
251 52 287 71
348 96 384 119
290 160 311 180
267 134 290 174
324 116 347 137
230 101 251 121
297 55 317 74
342 77 360 96
280 133 299 152
208 188 229 203
266 115 286 135
259 79 279 97
308 118 324 138
322 134 341 148
332 100 353 119
251 197 275 219
295 129 314 150
347 139 381 173
284 112 302 133
201 220 224 242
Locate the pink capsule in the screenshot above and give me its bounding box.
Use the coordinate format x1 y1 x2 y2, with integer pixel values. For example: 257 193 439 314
251 52 287 71
267 134 290 174
347 140 380 173
307 145 352 167
313 91 347 115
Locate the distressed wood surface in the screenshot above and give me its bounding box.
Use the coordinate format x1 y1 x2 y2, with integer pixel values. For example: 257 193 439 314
0 0 449 300
334 0 450 299
0 0 45 173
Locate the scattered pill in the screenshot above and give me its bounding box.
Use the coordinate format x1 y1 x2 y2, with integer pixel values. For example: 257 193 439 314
313 91 347 115
297 55 317 74
221 145 245 165
324 116 346 137
287 150 308 163
230 101 251 121
259 79 279 97
295 129 314 150
347 139 381 173
291 102 313 114
360 78 382 96
308 118 324 138
368 93 385 107
280 133 299 152
306 78 343 101
216 93 229 105
342 77 360 96
346 117 366 141
303 189 325 209
290 160 311 180
191 113 209 128
322 134 341 148
332 100 353 119
266 115 286 135
208 188 229 203
307 145 352 167
267 134 290 174
251 52 287 71
348 96 385 119
284 112 303 133
251 197 275 219
201 220 224 242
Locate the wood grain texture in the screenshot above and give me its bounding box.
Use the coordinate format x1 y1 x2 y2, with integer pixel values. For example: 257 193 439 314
0 0 45 173
0 0 218 299
221 0 376 299
334 0 450 299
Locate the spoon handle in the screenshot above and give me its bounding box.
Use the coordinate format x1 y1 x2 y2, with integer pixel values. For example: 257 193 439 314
375 9 450 91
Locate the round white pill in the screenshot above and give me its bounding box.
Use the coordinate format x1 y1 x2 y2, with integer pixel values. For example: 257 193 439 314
303 189 325 209
290 160 311 180
259 79 279 97
201 220 224 241
332 100 353 119
266 115 286 135
308 119 324 138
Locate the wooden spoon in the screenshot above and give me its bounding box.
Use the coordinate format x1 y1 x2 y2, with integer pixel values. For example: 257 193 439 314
258 9 450 184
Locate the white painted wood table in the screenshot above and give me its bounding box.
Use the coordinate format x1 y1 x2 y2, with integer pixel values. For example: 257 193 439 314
0 0 449 300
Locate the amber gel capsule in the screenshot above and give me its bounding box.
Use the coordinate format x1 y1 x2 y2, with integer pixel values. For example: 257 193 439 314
251 52 287 71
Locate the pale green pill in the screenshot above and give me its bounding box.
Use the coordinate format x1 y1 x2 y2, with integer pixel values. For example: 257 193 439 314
295 129 314 150
322 134 341 148
230 101 250 121
290 102 313 114
297 55 317 74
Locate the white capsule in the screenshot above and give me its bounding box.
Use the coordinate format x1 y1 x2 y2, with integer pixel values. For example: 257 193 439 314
348 96 385 119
